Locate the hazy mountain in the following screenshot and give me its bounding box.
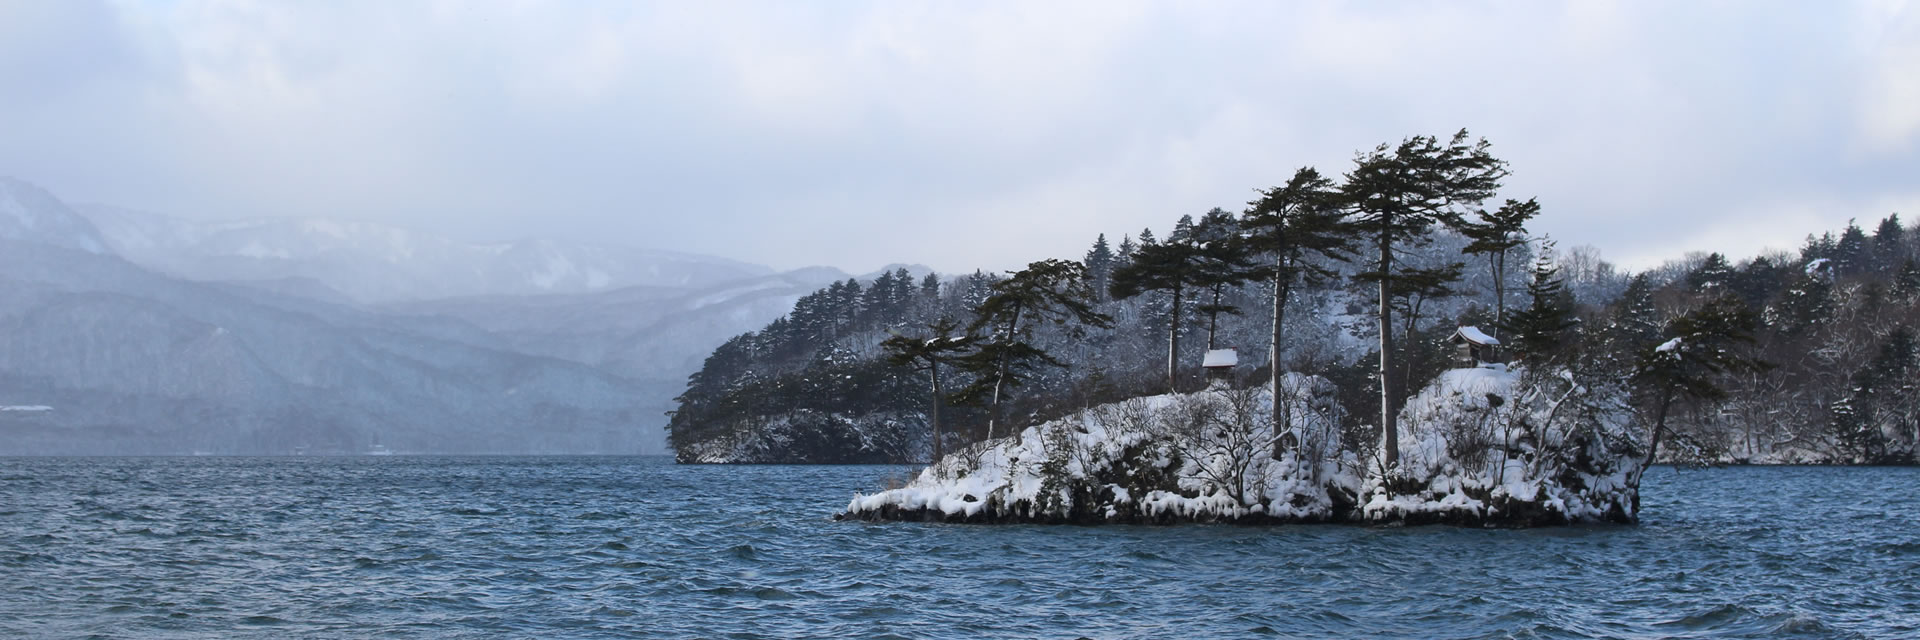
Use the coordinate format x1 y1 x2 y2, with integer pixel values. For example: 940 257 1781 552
78 203 773 303
0 238 655 455
0 177 843 455
386 266 850 383
0 177 111 255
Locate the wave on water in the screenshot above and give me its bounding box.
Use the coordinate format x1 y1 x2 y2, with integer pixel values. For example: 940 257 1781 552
0 457 1913 639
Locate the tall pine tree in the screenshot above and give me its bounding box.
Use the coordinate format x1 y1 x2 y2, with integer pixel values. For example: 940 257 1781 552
1244 167 1355 433
1342 130 1507 469
1460 198 1540 341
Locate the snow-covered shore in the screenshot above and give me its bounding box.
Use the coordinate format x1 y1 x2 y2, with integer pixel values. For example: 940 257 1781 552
840 368 1641 527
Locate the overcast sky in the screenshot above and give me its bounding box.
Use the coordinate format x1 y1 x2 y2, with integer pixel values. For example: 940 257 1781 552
3 1 1917 274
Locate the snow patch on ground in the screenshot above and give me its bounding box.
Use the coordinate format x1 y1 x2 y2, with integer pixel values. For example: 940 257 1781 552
844 368 1640 527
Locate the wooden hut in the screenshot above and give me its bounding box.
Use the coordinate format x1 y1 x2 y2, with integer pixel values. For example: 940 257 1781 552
1449 326 1501 368
1202 348 1238 388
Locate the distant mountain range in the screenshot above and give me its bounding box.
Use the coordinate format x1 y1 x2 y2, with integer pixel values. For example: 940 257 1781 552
79 202 772 303
0 176 849 455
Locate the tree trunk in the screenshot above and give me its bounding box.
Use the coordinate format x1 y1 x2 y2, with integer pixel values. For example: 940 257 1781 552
1271 267 1292 455
1206 285 1224 350
1633 389 1674 515
986 304 1024 441
1166 286 1184 393
929 362 944 463
1379 237 1399 470
1492 251 1506 345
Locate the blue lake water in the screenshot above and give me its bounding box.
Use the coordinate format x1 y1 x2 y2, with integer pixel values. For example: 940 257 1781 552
1 457 1914 639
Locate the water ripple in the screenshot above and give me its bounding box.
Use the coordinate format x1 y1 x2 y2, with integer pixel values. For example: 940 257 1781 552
0 458 1913 638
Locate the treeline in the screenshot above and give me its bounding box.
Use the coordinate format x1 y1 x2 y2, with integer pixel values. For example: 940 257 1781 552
1628 216 1920 463
667 130 1918 466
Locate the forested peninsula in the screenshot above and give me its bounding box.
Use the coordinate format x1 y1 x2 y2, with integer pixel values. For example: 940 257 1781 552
665 131 1918 526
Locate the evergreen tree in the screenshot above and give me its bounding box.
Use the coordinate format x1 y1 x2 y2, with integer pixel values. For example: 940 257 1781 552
1687 252 1735 291
1188 209 1261 350
1630 295 1766 494
1833 327 1918 463
1085 234 1116 302
882 317 975 462
1893 260 1920 303
1243 166 1355 431
1501 241 1579 366
1873 214 1905 264
960 259 1112 440
920 272 941 303
1460 198 1540 342
1775 272 1834 338
1111 226 1210 392
1599 274 1662 375
961 270 995 310
1799 232 1838 264
1342 130 1507 469
1732 256 1784 307
1836 220 1870 275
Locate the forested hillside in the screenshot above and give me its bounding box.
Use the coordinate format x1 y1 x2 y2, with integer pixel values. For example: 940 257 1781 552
669 131 1918 467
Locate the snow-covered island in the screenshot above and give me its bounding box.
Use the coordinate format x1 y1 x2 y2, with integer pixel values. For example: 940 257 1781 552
841 367 1641 527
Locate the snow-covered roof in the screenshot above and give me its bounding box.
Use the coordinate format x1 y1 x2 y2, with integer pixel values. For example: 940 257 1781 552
1202 349 1238 368
1452 326 1500 346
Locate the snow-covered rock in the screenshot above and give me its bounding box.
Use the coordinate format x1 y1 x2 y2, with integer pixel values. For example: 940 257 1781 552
1365 367 1640 526
842 369 1641 527
842 375 1364 524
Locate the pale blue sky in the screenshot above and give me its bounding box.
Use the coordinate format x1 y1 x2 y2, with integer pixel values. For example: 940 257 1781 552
3 1 1917 274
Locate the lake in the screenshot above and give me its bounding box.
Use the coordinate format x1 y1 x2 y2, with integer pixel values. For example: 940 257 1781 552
2 457 1914 639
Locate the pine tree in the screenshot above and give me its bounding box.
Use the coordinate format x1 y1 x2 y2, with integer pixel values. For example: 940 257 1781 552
1600 274 1662 375
1111 230 1206 393
882 317 975 462
959 260 1112 440
1630 295 1766 497
1460 198 1540 342
1501 241 1579 366
1085 234 1116 302
1834 327 1919 463
1873 214 1905 267
920 272 941 303
1342 130 1507 469
1836 220 1870 275
1188 209 1261 350
1387 261 1466 401
1893 260 1920 303
1800 232 1838 264
961 270 995 310
1687 252 1735 291
1776 272 1834 338
1732 256 1784 307
1243 166 1355 432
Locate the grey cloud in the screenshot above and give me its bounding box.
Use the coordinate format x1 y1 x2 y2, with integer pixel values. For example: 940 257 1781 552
1 1 1915 275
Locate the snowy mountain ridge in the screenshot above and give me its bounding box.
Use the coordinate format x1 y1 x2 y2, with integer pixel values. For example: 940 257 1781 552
77 202 773 303
0 177 111 255
0 177 852 455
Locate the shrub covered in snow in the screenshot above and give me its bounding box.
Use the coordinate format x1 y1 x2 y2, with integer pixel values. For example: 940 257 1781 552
842 368 1641 526
1363 366 1640 525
